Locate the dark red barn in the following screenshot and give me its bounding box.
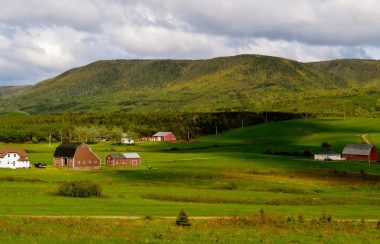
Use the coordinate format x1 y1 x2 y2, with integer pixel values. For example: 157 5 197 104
342 144 378 163
151 132 176 142
53 142 101 169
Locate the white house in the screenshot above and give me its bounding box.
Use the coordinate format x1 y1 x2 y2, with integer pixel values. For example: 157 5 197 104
0 148 30 169
121 134 135 145
314 150 342 161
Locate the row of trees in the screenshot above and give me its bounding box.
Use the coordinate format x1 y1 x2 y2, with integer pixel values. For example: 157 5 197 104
0 112 303 143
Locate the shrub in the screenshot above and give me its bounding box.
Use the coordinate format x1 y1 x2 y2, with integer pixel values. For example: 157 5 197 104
321 142 331 148
55 180 102 198
377 220 380 230
176 209 191 227
226 182 238 190
302 150 313 157
298 215 304 223
319 212 332 223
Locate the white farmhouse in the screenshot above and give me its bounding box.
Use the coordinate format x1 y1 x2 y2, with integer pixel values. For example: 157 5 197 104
0 148 30 169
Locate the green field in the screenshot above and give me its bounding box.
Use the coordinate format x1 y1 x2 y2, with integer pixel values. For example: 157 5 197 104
1 118 380 242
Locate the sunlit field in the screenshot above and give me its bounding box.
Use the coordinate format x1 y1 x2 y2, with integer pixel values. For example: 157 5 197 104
1 118 379 242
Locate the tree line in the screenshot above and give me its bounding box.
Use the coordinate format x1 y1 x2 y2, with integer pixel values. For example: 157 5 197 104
0 112 304 143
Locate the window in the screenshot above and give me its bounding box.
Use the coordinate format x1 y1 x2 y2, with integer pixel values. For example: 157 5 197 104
14 154 16 157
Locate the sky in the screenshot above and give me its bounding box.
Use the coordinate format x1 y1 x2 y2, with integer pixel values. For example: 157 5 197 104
1 0 380 86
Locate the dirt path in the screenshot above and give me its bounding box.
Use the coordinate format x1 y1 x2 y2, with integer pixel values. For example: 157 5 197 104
1 215 378 222
361 134 372 145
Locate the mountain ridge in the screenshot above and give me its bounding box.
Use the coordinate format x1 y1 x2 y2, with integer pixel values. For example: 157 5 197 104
1 54 379 115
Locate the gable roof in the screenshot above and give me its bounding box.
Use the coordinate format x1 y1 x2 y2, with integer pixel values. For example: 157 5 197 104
108 153 140 159
0 148 28 161
153 132 173 137
54 142 82 158
342 144 374 156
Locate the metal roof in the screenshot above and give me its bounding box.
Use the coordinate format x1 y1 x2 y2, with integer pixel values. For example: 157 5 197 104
153 132 173 137
342 144 373 156
315 150 340 156
122 153 140 159
108 153 140 159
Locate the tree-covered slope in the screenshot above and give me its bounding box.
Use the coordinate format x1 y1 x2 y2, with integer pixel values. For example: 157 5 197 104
1 55 380 115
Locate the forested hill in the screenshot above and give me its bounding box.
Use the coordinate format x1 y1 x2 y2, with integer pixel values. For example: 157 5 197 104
1 55 380 115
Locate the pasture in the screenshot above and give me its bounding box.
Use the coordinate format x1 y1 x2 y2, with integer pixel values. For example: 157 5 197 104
0 117 380 242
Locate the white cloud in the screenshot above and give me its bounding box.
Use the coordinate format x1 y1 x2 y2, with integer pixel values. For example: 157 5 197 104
111 26 233 58
0 0 380 85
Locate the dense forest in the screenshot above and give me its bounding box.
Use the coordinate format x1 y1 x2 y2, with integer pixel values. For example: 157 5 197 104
0 112 303 143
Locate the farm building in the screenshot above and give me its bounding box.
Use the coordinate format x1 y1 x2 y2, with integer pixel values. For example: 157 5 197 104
105 153 141 167
314 150 342 161
53 142 101 169
151 132 176 142
342 144 378 162
0 148 30 169
96 134 110 141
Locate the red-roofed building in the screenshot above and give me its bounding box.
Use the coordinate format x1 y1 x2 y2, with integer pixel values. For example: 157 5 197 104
151 132 176 142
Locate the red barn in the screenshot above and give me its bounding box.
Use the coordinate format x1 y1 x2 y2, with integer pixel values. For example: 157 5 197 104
53 142 101 169
342 144 378 163
151 132 176 142
106 153 141 167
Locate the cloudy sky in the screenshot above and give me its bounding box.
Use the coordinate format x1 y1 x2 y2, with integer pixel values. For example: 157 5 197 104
1 0 380 86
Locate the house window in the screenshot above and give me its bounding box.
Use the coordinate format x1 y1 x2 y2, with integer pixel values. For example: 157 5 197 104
14 154 16 157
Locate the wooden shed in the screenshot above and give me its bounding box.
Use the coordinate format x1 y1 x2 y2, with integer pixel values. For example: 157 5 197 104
53 142 101 169
151 132 176 142
342 144 378 163
105 153 141 167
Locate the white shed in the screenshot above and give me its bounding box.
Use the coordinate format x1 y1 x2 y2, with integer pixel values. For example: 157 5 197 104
314 150 342 161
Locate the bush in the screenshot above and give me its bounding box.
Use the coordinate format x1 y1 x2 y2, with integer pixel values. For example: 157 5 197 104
55 180 102 198
176 209 191 227
321 142 331 148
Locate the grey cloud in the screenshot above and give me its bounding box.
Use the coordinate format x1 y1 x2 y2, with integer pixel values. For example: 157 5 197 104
0 0 380 85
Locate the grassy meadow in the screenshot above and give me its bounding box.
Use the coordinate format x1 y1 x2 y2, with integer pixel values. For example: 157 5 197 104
0 117 380 242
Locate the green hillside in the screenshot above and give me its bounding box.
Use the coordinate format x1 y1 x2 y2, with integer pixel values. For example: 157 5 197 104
0 85 31 100
1 55 380 114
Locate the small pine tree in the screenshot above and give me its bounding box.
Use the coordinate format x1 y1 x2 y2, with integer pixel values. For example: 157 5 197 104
176 209 191 227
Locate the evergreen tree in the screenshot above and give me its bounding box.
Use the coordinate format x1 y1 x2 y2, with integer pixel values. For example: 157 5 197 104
175 209 191 227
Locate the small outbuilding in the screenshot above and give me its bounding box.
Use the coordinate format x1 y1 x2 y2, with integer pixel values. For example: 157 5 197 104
314 150 342 161
105 153 141 167
53 142 101 169
342 144 378 163
151 132 176 142
0 148 30 169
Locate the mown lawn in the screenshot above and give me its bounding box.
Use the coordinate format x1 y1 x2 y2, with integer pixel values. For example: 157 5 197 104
0 118 379 242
